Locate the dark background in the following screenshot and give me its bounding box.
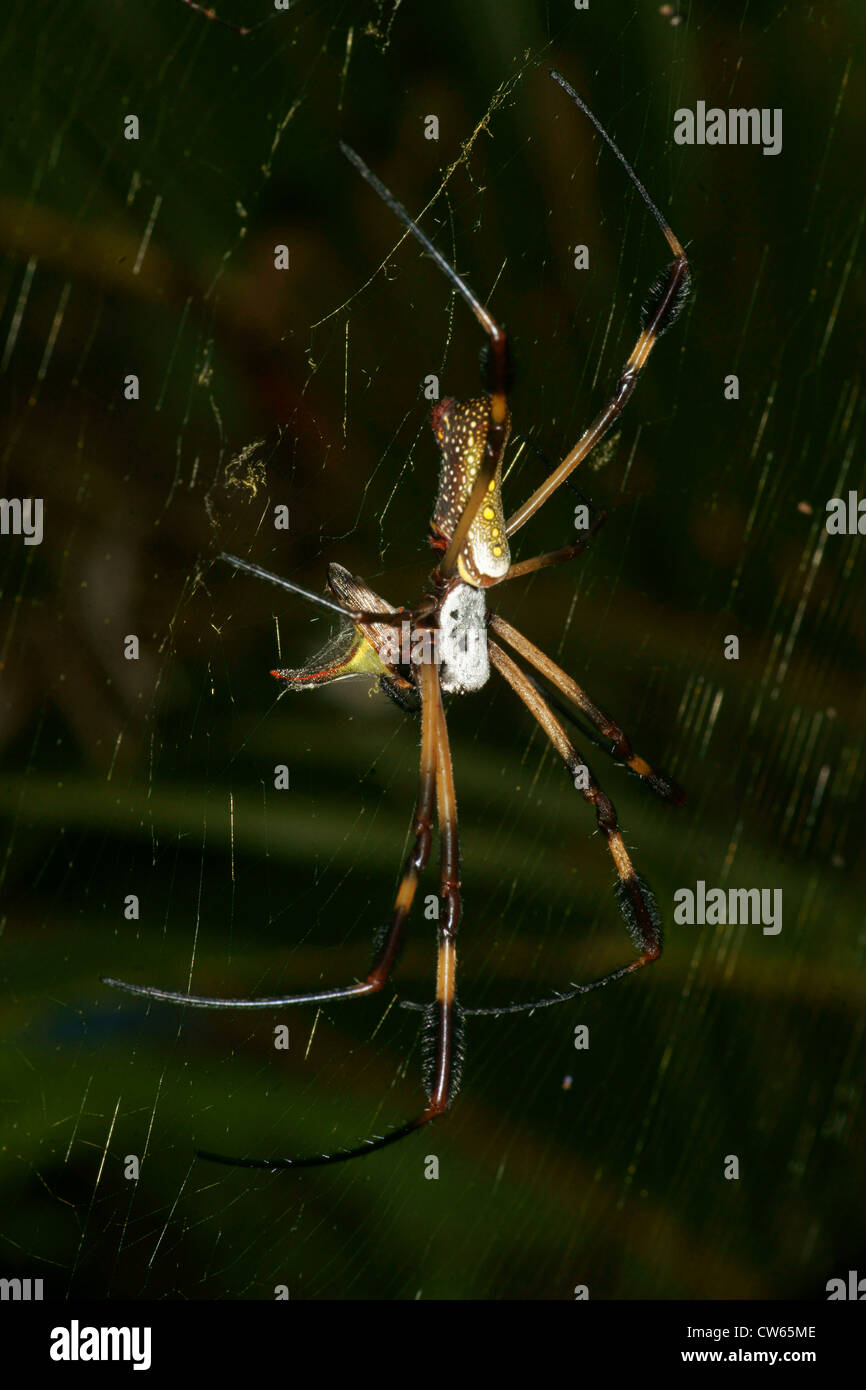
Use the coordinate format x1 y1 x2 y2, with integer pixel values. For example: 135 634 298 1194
1 0 864 1300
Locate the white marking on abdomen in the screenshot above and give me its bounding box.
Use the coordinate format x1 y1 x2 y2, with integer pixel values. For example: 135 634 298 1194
439 584 489 694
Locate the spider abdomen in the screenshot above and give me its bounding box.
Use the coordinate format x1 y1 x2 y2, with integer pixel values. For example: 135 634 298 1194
430 396 511 585
438 582 489 694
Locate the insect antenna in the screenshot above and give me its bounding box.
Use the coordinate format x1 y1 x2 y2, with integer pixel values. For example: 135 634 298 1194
219 553 405 626
220 553 351 618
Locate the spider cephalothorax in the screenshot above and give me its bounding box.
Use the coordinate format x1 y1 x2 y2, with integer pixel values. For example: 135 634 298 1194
104 71 690 1170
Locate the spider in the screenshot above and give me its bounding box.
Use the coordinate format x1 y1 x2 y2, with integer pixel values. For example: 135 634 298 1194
104 71 690 1169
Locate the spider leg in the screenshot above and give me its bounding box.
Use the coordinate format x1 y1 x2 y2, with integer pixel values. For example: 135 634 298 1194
102 660 440 1012
198 660 464 1169
423 663 465 1114
486 639 663 991
489 614 684 805
505 252 688 537
339 142 511 581
505 75 690 539
502 506 608 582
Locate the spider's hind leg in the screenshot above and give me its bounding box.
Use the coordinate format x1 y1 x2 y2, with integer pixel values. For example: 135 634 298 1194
489 639 663 982
489 613 684 806
198 660 465 1168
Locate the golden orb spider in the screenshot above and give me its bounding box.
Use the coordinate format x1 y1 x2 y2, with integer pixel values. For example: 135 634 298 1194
104 71 690 1168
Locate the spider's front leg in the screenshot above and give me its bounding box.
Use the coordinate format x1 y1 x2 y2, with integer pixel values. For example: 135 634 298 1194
504 72 690 540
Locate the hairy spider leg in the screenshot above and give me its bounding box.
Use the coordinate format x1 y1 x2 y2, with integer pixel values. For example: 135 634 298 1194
102 650 438 1014
471 641 663 1017
424 668 465 1115
199 658 466 1168
402 626 672 1022
502 506 608 582
489 614 684 804
505 71 691 538
339 142 511 582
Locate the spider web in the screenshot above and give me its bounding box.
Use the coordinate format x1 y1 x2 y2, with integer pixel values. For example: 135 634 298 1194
2 0 865 1302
